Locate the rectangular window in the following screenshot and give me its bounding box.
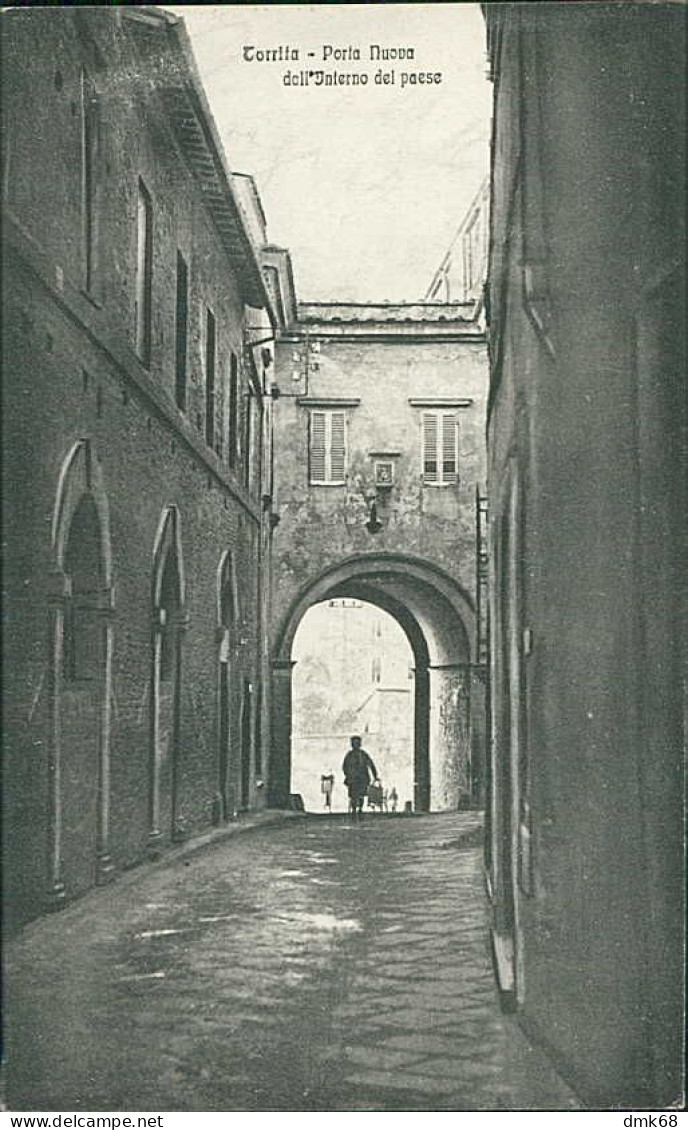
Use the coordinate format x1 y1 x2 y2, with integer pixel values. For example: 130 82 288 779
422 412 458 485
309 410 346 485
244 390 253 489
244 388 259 490
228 353 238 470
205 308 216 447
214 372 225 461
175 252 188 411
81 68 100 295
135 178 153 365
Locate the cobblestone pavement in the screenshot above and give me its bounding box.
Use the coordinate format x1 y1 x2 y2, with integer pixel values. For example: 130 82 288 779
5 813 580 1112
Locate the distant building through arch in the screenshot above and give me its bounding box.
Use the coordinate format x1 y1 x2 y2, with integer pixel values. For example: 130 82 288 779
270 553 481 813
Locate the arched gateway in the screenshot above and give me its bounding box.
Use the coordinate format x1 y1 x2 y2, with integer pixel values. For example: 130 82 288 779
270 553 483 812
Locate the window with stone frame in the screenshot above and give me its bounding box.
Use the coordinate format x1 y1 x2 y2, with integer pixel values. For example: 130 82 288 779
81 66 101 297
175 251 189 412
309 409 346 485
135 178 153 366
204 308 217 451
227 352 239 471
422 411 458 485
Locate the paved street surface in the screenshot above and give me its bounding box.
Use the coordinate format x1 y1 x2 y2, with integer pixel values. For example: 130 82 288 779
5 813 580 1112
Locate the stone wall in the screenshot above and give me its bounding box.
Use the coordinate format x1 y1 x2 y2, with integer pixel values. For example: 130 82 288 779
270 307 488 809
272 321 487 629
2 8 271 928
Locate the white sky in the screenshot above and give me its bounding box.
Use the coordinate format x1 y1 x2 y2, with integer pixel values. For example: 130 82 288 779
167 4 491 303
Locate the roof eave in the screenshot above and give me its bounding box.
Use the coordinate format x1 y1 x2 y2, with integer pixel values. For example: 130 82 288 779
124 11 273 317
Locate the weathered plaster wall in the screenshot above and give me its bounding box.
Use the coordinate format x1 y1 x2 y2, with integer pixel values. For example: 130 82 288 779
270 314 488 810
272 330 487 631
485 2 685 1107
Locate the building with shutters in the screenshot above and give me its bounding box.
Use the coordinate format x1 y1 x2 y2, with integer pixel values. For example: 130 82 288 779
269 301 489 813
1 6 291 928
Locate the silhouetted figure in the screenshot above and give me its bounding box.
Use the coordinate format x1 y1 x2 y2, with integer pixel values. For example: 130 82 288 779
389 787 398 813
321 772 334 811
342 735 378 821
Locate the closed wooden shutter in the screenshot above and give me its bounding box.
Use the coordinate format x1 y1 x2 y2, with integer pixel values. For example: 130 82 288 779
329 411 346 482
423 411 457 484
310 411 327 482
244 392 253 488
205 309 216 448
228 355 238 469
423 413 438 482
442 413 457 482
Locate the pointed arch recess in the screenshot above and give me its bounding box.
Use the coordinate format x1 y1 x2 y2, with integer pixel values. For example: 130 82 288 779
151 506 185 612
216 548 239 629
52 439 112 585
47 438 114 909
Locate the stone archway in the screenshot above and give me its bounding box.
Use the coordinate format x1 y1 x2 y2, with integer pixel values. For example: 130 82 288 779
269 554 478 812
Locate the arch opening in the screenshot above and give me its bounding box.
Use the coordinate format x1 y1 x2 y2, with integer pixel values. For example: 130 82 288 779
270 554 480 815
291 599 416 814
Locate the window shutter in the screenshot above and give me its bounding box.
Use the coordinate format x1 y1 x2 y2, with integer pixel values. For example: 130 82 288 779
442 413 457 482
244 393 253 489
423 413 438 482
330 411 346 482
228 356 238 469
310 411 326 482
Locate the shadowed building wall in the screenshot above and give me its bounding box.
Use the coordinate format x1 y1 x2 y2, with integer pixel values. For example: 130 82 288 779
1 7 279 928
483 2 685 1108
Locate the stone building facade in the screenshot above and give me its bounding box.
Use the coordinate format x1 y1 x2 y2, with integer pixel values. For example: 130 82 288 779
483 2 685 1108
2 7 281 928
270 302 489 812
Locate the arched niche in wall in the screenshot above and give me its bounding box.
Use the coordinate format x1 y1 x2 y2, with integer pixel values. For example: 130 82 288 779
149 506 186 846
215 549 240 822
47 439 114 908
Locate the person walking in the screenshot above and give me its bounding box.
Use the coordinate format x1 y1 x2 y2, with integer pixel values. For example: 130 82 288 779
342 735 378 821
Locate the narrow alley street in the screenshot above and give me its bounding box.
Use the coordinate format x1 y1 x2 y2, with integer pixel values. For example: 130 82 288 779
6 813 579 1112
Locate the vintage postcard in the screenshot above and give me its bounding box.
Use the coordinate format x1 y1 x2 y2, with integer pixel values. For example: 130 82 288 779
2 1 684 1119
